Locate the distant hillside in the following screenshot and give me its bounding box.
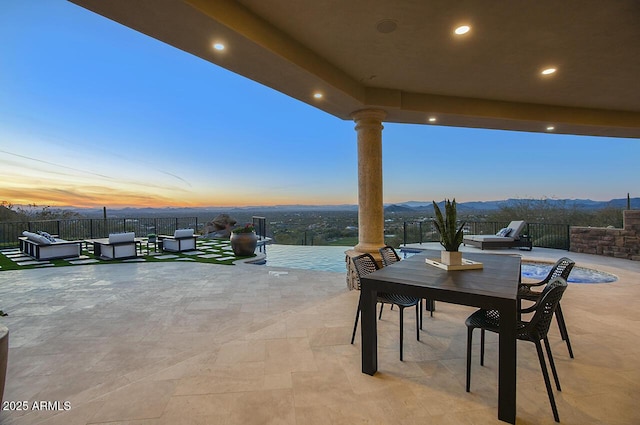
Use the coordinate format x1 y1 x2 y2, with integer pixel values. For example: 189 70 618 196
0 205 21 221
21 197 639 218
391 198 640 213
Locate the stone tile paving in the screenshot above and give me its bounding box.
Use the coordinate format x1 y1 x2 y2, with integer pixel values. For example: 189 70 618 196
1 250 639 424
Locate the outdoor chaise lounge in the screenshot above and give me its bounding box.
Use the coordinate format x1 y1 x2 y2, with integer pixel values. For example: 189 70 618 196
463 220 528 250
91 232 139 260
159 228 197 252
19 231 81 260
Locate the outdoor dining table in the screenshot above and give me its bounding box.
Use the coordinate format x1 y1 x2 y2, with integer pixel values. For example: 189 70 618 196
360 249 521 424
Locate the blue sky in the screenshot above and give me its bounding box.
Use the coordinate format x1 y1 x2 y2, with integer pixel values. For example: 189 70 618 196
1 1 638 208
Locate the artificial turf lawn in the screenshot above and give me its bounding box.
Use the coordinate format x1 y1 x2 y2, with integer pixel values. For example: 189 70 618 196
0 238 256 271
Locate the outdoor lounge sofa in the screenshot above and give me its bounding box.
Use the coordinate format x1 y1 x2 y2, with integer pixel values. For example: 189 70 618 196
463 220 529 250
91 232 139 260
159 229 197 252
19 231 81 260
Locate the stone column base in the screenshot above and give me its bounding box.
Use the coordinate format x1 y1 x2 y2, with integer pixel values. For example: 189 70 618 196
345 249 383 290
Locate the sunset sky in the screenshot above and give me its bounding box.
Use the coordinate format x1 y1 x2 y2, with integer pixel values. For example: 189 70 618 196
1 1 639 209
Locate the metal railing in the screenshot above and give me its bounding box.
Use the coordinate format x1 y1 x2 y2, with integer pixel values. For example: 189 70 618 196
252 216 267 240
402 220 571 250
0 217 199 249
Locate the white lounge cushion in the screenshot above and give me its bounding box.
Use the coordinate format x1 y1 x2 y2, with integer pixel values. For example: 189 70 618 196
465 235 515 242
23 231 52 245
162 238 196 252
38 244 81 260
108 232 135 244
174 228 194 238
101 244 136 259
505 221 526 239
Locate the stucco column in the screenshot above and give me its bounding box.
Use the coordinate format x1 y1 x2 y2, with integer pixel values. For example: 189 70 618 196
351 109 387 255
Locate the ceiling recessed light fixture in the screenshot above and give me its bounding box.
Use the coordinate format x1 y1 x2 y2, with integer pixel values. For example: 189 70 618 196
546 125 555 131
454 25 471 35
541 67 557 75
313 93 323 99
213 43 225 51
428 117 437 122
376 19 398 34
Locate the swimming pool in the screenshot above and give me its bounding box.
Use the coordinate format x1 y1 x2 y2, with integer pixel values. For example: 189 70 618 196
257 244 617 283
258 244 350 273
520 262 617 283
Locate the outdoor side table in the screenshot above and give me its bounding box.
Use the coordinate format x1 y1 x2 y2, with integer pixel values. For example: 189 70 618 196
518 235 533 251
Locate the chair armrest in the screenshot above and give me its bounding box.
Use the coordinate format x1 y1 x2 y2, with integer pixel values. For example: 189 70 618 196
519 303 538 314
519 280 546 289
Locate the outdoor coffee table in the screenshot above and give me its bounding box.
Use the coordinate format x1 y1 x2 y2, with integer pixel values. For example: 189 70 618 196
360 250 521 424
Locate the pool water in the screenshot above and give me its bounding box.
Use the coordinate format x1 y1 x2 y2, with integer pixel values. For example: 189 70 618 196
260 244 350 273
520 263 617 283
258 244 617 283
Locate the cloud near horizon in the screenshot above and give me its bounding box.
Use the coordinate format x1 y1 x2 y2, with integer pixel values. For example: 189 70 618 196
0 185 194 209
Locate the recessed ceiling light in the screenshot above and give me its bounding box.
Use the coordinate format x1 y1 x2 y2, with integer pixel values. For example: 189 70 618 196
376 19 398 34
213 43 225 51
428 117 437 122
541 67 557 75
454 25 471 35
313 93 323 99
546 126 555 131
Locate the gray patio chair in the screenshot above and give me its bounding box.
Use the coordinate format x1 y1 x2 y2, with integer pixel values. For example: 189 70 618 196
350 253 421 361
465 277 568 422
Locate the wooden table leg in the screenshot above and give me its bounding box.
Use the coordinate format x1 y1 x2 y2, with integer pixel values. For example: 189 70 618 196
498 300 517 424
361 282 378 376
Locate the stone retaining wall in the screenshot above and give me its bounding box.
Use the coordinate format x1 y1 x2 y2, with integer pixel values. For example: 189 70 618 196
570 210 640 260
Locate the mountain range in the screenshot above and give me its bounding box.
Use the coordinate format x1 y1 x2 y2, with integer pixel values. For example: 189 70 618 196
385 197 640 213
60 197 640 217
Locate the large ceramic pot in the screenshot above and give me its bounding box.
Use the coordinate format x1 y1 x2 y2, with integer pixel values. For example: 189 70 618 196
230 231 258 256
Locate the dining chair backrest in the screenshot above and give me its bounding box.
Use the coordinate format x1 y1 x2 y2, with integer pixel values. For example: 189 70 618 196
522 277 568 340
379 245 400 267
547 257 575 283
350 253 380 291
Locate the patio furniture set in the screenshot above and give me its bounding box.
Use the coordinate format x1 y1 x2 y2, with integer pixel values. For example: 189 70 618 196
18 228 198 261
350 245 575 424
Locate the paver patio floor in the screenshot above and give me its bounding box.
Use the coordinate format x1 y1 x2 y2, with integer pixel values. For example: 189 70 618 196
0 246 638 424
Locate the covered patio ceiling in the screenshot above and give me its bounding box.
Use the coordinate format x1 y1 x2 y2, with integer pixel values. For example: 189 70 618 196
69 0 640 138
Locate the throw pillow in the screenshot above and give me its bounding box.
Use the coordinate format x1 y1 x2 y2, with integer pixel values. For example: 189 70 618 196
496 227 510 237
38 231 57 242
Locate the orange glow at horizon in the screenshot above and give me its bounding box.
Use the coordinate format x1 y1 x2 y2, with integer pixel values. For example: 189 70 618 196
1 188 356 209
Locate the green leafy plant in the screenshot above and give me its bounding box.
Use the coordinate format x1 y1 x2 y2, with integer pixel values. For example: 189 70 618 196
432 199 466 252
232 223 256 234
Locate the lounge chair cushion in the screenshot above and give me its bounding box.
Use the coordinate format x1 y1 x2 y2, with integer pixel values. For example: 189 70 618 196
506 221 526 239
466 221 525 243
22 231 52 245
174 228 194 238
465 235 516 242
108 232 135 244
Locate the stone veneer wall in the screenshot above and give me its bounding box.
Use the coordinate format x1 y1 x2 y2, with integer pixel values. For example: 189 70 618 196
570 210 640 261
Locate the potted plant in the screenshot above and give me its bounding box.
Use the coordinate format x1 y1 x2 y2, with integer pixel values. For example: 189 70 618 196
230 223 258 256
432 199 466 265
